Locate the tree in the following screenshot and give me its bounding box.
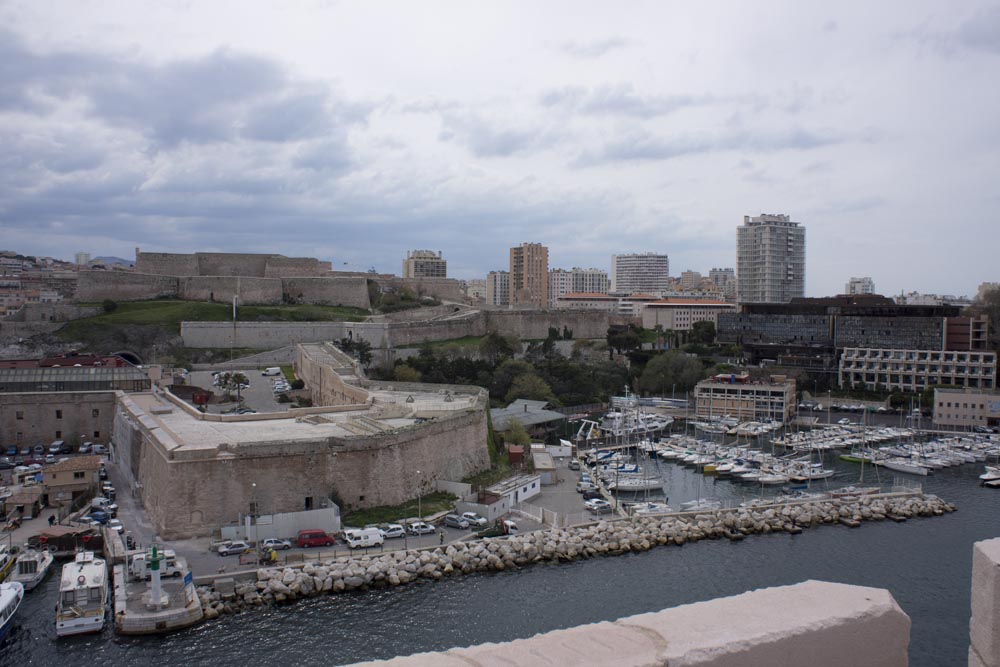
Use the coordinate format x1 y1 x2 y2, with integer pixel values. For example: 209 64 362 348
607 326 641 357
690 321 716 345
505 373 557 405
102 299 118 313
637 351 706 395
491 359 535 401
502 417 531 446
479 331 516 365
393 364 422 383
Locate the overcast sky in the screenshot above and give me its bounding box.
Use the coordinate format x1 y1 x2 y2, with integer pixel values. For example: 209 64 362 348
1 1 997 297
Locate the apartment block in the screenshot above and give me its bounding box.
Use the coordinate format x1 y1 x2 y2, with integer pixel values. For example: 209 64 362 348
549 267 609 306
839 348 996 392
694 374 797 423
845 277 874 295
486 271 510 307
509 243 549 308
611 253 670 295
402 250 447 279
709 268 736 302
639 299 737 332
736 214 805 304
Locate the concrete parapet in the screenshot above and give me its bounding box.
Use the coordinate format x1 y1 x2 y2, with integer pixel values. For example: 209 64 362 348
971 537 1000 667
348 580 909 667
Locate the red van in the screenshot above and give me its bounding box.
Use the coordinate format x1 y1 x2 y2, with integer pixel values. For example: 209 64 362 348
297 529 334 548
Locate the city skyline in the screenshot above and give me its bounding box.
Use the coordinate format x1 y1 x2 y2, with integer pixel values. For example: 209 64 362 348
1 2 998 297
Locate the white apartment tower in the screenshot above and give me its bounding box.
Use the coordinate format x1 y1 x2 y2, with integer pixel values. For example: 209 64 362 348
736 214 805 304
611 253 670 295
845 276 875 295
486 271 510 307
549 267 610 306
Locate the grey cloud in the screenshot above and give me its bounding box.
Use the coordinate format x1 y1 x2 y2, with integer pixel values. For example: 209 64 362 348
293 135 354 174
573 127 843 167
439 114 550 157
956 6 1000 53
540 83 718 118
560 37 628 59
241 91 333 142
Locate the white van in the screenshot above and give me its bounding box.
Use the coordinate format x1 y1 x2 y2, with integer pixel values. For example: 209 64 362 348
262 367 282 376
130 550 183 580
91 496 112 510
344 527 385 549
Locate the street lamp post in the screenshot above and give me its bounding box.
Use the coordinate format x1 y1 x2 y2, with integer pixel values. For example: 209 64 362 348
415 469 422 521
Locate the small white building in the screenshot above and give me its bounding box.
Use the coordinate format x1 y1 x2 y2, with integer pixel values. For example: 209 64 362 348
486 474 541 506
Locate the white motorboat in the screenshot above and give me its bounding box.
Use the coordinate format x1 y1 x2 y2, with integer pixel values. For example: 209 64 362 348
0 581 24 642
980 466 1000 482
11 547 55 591
608 477 664 492
55 551 108 637
679 498 722 511
882 458 930 476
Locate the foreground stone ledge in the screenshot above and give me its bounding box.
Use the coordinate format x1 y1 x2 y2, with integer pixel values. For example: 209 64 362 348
971 537 1000 667
347 580 910 667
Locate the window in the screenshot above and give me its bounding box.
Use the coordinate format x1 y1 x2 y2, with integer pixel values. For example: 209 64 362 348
55 410 62 419
92 409 100 418
304 496 314 511
15 411 23 420
93 431 100 438
55 430 61 438
73 471 85 480
15 432 22 441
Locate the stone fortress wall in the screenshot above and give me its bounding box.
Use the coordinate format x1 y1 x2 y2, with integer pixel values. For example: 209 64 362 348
179 309 610 350
135 251 331 278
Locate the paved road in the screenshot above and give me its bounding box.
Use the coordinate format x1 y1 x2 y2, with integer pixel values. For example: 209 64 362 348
187 369 291 415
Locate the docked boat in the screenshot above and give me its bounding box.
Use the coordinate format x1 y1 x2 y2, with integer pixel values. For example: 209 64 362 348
0 581 24 642
679 498 722 511
608 476 664 492
0 545 15 582
11 547 55 591
55 551 108 637
882 458 930 476
980 466 1000 483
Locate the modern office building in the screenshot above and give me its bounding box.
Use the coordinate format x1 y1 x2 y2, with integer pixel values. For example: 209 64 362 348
839 348 996 393
845 277 875 296
509 243 549 308
933 387 1000 429
611 253 670 295
486 271 510 307
736 214 805 304
402 250 447 279
694 374 797 423
639 299 737 332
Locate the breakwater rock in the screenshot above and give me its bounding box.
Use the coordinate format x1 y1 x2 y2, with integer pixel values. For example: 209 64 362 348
196 493 954 619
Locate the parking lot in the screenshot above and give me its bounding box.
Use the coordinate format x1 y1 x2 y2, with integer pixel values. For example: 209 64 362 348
187 369 293 414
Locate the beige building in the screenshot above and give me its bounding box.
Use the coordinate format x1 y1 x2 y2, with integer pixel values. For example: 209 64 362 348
610 253 670 295
933 388 1000 429
0 391 117 448
44 455 102 508
694 374 797 423
548 267 609 307
510 243 549 308
639 299 736 332
111 343 491 539
555 292 659 315
402 250 447 279
839 348 996 392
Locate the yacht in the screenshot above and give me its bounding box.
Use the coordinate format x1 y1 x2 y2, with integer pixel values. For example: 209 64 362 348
0 545 15 582
11 547 55 591
0 581 24 642
55 551 108 637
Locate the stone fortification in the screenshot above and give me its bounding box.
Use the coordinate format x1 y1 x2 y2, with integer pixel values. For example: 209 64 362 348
135 250 329 278
180 276 283 305
113 343 490 539
282 276 371 309
180 309 610 349
77 270 179 302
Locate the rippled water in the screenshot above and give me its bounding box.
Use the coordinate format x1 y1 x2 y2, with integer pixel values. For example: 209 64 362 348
2 461 996 667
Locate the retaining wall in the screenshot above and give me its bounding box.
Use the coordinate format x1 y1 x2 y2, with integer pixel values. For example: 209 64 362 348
179 276 282 305
346 580 909 667
281 276 371 309
76 271 179 302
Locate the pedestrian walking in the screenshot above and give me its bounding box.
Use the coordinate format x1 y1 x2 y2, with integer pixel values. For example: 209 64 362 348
438 530 444 545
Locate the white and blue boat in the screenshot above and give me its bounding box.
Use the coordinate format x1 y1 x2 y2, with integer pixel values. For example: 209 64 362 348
0 581 25 642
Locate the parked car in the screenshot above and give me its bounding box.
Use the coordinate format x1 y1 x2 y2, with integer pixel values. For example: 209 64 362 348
33 445 45 456
89 510 109 524
108 519 124 534
19 446 30 456
218 540 252 556
585 499 613 514
49 440 65 454
0 457 13 470
461 512 488 527
568 459 581 471
442 514 470 529
344 527 384 549
407 521 435 535
93 444 108 455
44 455 56 464
59 443 74 455
576 481 597 493
5 446 17 456
259 538 292 551
380 524 406 539
837 418 851 425
78 442 92 454
581 490 604 501
296 529 334 548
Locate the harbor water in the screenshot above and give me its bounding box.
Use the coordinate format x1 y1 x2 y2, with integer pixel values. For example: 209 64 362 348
1 458 996 667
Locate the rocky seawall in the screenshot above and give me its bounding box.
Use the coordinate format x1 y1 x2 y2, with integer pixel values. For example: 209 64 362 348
197 493 954 618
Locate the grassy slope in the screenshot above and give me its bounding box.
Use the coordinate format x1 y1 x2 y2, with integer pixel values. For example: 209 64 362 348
59 301 369 340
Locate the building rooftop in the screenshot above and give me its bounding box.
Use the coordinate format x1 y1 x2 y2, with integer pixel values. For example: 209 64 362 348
491 399 566 431
45 455 103 474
